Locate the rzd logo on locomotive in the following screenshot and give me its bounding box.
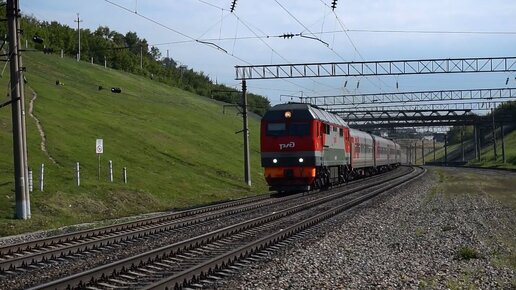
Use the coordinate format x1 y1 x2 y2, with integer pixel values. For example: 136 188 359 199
279 141 295 150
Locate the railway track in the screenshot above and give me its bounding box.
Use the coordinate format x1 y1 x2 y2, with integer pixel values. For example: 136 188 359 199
21 166 423 290
0 166 409 277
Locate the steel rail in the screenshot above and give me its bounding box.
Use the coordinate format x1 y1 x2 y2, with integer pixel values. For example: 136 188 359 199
146 167 425 290
0 168 406 273
0 194 270 257
29 166 418 290
0 194 273 272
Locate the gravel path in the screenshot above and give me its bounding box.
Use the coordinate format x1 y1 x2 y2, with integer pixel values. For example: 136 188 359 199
216 169 516 289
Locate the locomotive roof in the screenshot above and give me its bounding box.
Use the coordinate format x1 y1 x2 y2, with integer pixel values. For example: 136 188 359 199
265 103 348 127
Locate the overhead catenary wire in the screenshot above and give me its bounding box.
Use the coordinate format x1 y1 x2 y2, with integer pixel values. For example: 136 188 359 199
104 0 248 64
325 1 396 91
193 0 338 96
273 0 385 93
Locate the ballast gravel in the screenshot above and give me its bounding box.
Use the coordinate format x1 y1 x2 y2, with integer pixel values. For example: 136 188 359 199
215 169 516 289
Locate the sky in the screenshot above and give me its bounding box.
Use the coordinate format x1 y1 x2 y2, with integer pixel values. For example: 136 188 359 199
20 0 516 108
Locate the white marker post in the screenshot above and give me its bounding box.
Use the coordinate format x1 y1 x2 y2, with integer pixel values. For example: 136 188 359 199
40 163 44 191
109 160 113 182
28 169 33 192
96 138 103 180
76 162 80 186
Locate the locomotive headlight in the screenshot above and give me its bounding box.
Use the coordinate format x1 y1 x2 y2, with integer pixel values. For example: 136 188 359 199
299 158 304 163
273 158 278 164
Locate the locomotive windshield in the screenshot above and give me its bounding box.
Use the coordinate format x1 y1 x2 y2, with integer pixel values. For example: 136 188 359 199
266 122 310 136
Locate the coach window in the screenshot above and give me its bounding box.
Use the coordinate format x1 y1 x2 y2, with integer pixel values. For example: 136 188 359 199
339 128 343 137
325 124 330 135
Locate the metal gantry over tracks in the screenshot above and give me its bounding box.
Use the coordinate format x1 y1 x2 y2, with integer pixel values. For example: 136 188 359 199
235 56 516 80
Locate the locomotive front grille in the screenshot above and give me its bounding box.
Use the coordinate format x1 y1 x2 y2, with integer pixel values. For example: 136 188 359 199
284 169 294 178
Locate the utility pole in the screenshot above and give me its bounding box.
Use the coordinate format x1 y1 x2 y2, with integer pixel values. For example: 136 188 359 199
421 139 425 165
75 13 82 61
433 137 436 161
492 108 497 161
17 12 30 218
414 142 417 165
140 45 143 69
461 126 465 162
7 0 29 219
474 126 479 161
242 80 251 187
501 123 506 163
444 134 448 165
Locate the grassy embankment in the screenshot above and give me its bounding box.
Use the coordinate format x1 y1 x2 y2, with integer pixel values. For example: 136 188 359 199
429 167 516 270
418 130 516 169
0 52 268 236
468 130 516 169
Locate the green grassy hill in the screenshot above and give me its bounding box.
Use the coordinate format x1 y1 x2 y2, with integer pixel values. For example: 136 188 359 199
0 52 268 236
468 130 516 169
417 130 516 169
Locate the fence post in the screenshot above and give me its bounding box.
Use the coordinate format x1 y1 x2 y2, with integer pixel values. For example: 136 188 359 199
109 160 113 182
76 162 80 186
123 167 127 184
40 163 44 191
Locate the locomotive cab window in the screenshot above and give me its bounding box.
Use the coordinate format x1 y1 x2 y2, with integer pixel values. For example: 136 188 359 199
266 122 310 136
267 123 286 136
289 122 310 136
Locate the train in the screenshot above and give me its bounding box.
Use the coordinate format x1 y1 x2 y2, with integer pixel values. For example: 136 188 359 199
260 103 401 192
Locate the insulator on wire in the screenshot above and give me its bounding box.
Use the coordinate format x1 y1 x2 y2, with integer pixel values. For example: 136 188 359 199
396 81 399 89
344 80 347 87
356 81 360 89
281 33 295 39
506 77 510 85
230 0 237 12
331 0 338 10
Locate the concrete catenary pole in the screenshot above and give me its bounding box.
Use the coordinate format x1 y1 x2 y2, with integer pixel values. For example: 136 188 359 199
492 108 497 161
75 13 82 61
16 9 30 218
461 126 465 162
421 139 425 165
433 137 436 161
474 126 479 161
501 123 506 163
7 0 29 219
444 134 448 165
413 142 417 165
242 80 251 187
